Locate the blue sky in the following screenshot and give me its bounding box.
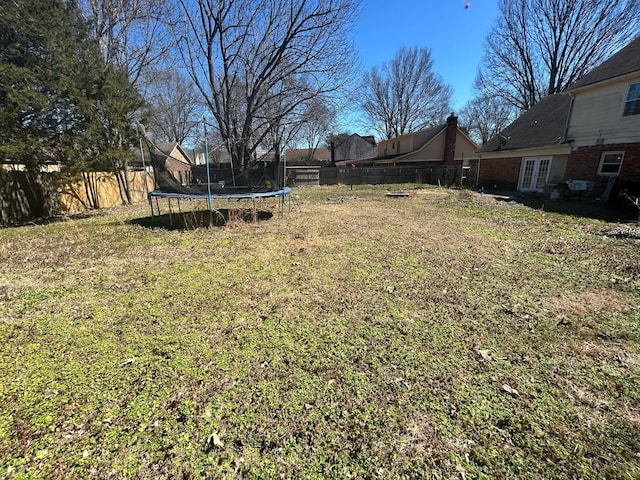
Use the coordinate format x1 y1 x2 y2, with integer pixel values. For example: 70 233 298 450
353 0 500 112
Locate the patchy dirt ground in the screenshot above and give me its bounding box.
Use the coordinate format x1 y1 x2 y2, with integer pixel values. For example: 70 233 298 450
1 185 639 479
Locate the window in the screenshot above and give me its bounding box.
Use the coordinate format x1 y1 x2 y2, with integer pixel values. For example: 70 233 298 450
598 151 624 176
623 82 640 116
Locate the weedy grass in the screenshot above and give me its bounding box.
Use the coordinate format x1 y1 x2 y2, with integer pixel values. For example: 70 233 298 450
1 185 639 479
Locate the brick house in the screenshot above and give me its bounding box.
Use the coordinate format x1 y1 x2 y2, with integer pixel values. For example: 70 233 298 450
155 142 195 186
338 114 479 169
478 36 640 199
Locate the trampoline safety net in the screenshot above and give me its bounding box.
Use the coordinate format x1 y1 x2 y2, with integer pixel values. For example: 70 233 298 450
145 138 284 196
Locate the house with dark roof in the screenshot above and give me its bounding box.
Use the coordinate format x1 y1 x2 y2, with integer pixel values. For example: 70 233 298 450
337 114 478 169
478 36 640 198
332 134 376 164
285 147 331 165
185 148 232 166
563 36 640 198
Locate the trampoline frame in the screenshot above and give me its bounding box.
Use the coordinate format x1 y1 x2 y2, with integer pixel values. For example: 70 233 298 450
147 187 293 226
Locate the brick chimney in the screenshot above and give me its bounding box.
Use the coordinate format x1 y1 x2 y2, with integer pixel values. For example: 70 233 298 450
444 113 457 165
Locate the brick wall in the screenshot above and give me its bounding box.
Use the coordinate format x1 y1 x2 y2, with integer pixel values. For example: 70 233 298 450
478 156 521 190
443 114 457 165
568 142 640 194
479 142 640 194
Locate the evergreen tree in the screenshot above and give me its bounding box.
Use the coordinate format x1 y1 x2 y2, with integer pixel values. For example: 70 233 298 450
0 0 142 179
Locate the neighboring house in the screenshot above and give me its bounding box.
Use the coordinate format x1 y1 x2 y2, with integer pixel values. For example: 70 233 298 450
187 149 206 166
283 148 330 187
187 148 233 167
478 36 640 198
156 142 194 164
332 134 377 164
337 114 479 169
285 147 331 165
156 142 195 184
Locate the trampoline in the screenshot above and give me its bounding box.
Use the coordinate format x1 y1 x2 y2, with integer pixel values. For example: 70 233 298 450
142 137 294 226
147 187 292 223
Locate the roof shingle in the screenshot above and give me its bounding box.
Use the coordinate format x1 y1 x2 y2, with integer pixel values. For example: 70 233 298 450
478 94 572 153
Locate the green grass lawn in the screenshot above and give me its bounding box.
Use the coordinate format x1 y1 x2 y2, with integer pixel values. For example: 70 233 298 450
1 185 639 479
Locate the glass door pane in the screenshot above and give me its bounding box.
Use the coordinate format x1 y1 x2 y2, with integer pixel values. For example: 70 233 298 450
535 158 550 189
520 157 551 191
521 159 535 190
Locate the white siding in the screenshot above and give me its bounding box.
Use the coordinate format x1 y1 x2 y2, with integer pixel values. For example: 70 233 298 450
567 75 640 147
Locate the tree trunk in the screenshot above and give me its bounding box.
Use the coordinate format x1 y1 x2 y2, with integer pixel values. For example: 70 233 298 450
116 168 132 204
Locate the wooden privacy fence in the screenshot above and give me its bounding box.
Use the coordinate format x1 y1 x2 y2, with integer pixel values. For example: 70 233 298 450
318 165 478 187
285 166 321 187
2 164 478 225
58 170 154 214
1 170 155 226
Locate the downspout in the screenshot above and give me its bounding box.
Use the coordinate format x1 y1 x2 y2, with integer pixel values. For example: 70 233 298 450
562 94 575 146
559 94 575 190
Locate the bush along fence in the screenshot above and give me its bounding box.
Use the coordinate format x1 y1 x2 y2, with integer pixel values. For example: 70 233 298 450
0 169 59 226
317 165 478 188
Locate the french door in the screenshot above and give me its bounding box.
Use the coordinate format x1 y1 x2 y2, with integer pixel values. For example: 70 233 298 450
519 157 551 192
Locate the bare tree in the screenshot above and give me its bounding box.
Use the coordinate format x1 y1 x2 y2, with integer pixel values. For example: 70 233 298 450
81 0 174 86
175 0 359 168
361 46 452 140
325 133 351 150
459 94 516 145
259 76 316 161
146 69 202 145
296 96 335 163
479 0 640 110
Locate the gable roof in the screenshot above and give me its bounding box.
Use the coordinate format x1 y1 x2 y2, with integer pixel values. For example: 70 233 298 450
332 133 378 164
156 142 178 153
567 36 640 91
285 147 331 163
334 133 377 150
396 124 480 163
376 124 445 160
383 124 444 145
155 142 194 163
478 94 572 153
